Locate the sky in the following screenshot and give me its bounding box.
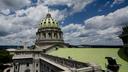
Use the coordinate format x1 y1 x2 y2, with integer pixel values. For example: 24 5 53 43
0 0 128 45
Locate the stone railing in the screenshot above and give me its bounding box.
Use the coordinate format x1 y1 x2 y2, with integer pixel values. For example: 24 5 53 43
41 54 89 69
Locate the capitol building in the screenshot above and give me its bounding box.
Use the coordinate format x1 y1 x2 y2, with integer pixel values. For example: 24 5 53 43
7 13 102 72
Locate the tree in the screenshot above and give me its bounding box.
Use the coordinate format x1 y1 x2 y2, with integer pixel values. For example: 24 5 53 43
0 49 13 71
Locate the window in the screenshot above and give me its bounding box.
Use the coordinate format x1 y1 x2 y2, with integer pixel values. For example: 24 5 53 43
51 70 54 72
54 33 57 37
36 64 38 67
43 33 46 38
54 33 58 38
7 69 10 72
47 67 49 70
26 63 29 67
48 33 51 38
25 69 30 72
15 65 17 69
36 70 38 72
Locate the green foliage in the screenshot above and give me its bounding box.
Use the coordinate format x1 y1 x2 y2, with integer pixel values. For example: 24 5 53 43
0 49 13 64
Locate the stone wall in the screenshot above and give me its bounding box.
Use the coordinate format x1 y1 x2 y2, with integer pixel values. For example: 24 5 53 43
41 54 102 72
13 58 33 72
41 54 89 69
40 59 64 72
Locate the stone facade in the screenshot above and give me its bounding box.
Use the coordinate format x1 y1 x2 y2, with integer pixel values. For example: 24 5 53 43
12 50 41 72
11 50 102 72
120 25 128 55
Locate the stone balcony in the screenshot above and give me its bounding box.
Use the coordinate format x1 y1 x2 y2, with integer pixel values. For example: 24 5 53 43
41 54 102 72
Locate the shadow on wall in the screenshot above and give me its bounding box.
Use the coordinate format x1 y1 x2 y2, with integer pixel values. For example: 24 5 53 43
118 48 128 62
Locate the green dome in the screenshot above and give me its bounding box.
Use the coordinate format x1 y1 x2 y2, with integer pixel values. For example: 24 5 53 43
39 13 59 28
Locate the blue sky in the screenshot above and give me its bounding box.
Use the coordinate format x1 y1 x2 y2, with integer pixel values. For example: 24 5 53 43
46 0 127 24
0 0 128 45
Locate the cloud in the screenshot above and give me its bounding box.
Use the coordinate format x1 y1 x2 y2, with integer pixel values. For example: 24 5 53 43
0 0 31 10
0 2 66 45
42 0 93 14
62 6 128 45
0 0 93 45
0 9 10 15
112 0 125 4
85 6 128 29
111 0 125 7
0 28 37 45
0 0 127 45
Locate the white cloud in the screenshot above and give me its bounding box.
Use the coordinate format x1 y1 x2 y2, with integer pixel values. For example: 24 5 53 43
0 0 127 45
62 23 85 33
0 2 66 45
0 9 10 15
111 0 125 7
0 0 93 44
42 0 93 14
113 0 125 4
0 0 31 10
97 27 120 35
62 6 128 45
85 6 128 29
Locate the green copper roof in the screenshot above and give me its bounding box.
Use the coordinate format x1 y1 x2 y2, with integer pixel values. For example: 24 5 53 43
39 13 59 28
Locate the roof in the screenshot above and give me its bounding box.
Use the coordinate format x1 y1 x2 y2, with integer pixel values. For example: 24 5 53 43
13 54 33 59
11 45 56 53
39 13 59 28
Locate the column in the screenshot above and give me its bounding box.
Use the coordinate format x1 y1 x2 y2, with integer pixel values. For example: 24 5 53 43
42 32 44 40
46 33 48 39
38 33 40 40
40 33 42 40
43 33 46 39
52 32 54 39
57 32 60 39
61 32 63 39
60 32 62 39
36 34 39 40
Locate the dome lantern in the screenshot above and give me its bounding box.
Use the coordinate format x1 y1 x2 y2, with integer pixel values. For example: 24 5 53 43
46 13 51 18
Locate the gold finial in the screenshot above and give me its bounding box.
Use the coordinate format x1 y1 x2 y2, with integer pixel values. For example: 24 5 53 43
48 8 50 13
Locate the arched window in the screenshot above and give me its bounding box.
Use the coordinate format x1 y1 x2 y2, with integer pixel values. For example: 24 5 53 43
54 33 57 38
15 65 17 69
56 33 58 39
48 33 51 38
7 69 10 72
24 69 30 72
43 33 46 38
26 63 29 67
36 63 38 67
59 33 61 39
